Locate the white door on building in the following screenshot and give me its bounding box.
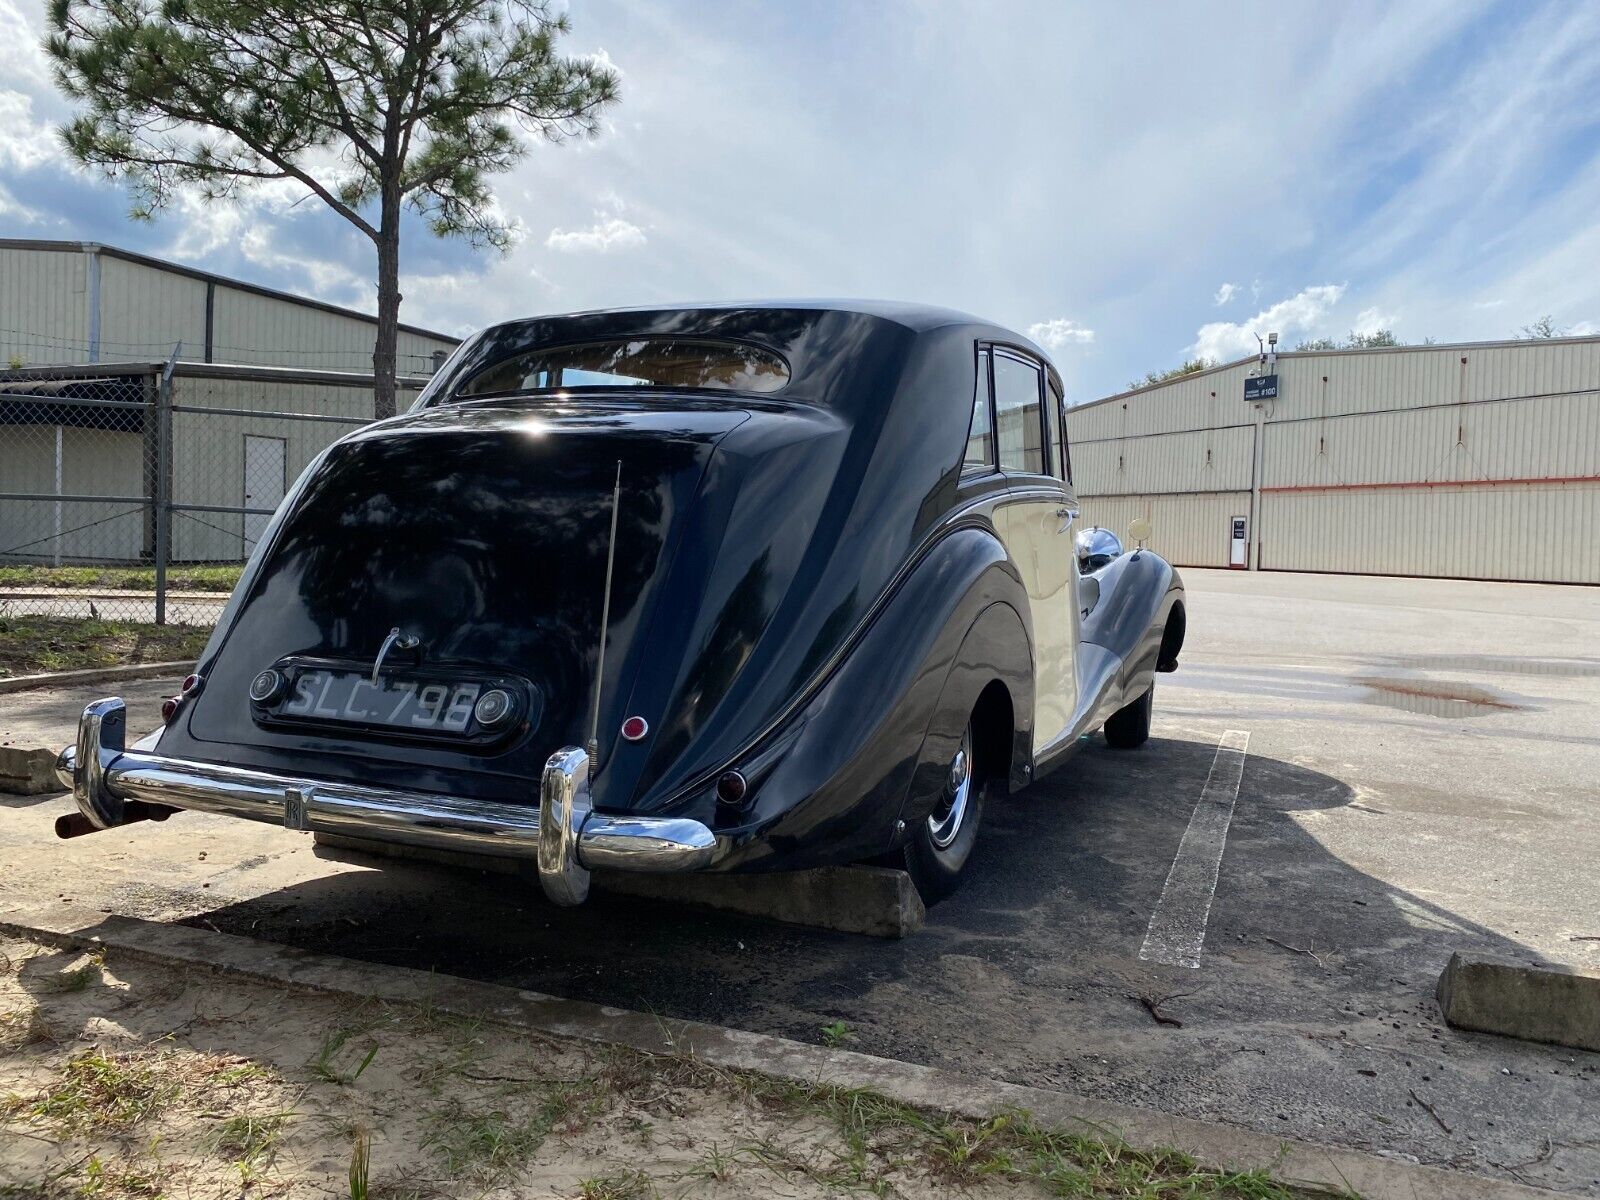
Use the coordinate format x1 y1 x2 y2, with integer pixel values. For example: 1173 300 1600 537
242 435 287 556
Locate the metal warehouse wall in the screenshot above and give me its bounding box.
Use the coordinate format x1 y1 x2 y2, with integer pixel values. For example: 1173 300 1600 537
0 247 92 364
0 363 424 566
1 240 458 374
1066 336 1600 583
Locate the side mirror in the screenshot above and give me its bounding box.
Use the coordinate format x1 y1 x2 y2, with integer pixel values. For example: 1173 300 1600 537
1128 517 1152 547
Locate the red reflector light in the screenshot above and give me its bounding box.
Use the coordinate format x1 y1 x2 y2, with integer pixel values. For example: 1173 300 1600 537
715 770 748 806
161 696 179 721
181 673 200 693
620 716 649 742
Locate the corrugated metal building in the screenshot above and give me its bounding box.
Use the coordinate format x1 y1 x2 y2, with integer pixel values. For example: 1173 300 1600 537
0 362 433 567
0 238 458 373
1065 337 1600 584
1 239 460 569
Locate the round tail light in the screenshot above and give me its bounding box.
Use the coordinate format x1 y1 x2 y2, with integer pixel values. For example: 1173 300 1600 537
473 688 517 728
160 696 179 722
181 673 201 694
248 669 284 703
620 715 649 742
715 770 748 806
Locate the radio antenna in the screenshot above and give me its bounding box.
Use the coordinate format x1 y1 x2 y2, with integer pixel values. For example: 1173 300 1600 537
587 460 623 766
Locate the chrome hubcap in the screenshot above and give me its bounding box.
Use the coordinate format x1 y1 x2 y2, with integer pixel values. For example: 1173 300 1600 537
928 731 973 850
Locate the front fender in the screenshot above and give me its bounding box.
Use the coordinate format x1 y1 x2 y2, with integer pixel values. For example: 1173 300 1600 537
704 525 1034 872
1081 550 1185 712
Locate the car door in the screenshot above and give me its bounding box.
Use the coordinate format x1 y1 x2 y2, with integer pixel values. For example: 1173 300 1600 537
990 348 1079 754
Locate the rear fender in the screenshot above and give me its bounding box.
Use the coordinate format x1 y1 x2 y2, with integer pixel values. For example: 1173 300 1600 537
706 526 1033 872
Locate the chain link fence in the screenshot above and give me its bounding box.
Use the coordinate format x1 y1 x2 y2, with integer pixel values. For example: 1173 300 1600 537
1 357 427 628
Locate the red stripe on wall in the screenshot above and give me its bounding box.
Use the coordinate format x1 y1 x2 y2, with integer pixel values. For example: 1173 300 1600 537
1261 475 1600 495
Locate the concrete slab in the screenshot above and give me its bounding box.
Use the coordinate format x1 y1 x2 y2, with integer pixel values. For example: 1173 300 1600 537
0 901 1556 1200
0 745 57 795
1439 952 1600 1052
312 832 925 938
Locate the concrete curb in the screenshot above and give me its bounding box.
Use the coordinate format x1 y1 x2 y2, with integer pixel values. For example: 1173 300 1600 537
0 901 1552 1200
0 660 189 695
1438 952 1600 1053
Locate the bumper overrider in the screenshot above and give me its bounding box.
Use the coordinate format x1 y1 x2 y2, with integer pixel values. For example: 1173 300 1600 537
56 698 718 906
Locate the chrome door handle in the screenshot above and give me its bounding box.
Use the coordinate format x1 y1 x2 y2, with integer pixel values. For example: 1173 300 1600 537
1056 505 1079 532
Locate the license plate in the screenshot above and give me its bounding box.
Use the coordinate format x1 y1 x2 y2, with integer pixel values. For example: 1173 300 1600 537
278 669 491 736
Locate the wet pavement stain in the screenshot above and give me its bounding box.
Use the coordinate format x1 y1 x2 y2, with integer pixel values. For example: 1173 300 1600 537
1354 675 1528 719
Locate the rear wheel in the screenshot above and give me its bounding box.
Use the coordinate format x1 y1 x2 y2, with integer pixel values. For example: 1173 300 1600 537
899 723 989 904
1104 682 1153 749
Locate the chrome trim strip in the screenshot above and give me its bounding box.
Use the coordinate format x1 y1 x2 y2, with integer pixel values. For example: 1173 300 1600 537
61 700 716 901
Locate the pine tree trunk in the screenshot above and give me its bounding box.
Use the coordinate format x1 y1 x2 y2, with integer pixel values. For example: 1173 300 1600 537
372 198 402 421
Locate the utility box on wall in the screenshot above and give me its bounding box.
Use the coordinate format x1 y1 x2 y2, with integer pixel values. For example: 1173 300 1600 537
1229 515 1248 568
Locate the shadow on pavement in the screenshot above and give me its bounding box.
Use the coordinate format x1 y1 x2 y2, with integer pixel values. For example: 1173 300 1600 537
100 733 1600 1192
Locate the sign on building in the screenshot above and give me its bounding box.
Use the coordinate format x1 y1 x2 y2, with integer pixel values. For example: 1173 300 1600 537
1244 373 1278 401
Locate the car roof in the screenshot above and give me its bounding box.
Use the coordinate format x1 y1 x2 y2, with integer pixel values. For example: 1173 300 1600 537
492 299 992 335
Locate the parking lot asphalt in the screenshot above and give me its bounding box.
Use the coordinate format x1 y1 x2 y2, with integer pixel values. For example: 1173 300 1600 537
2 568 1597 1193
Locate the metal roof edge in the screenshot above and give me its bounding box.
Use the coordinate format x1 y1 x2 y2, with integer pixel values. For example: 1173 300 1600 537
0 237 462 344
1074 332 1600 412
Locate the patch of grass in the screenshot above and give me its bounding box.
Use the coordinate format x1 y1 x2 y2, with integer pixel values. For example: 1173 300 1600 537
43 952 105 994
348 1128 370 1200
0 1004 57 1050
308 1028 379 1085
595 1046 1313 1199
0 616 211 678
820 1020 856 1048
422 1099 555 1179
213 1111 290 1181
22 1049 181 1134
212 1061 271 1088
577 1170 655 1200
0 565 243 593
78 1154 164 1199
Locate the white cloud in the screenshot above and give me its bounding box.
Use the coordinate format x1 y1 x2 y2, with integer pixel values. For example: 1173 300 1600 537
1028 318 1095 351
1349 305 1395 336
1569 320 1599 336
1190 284 1346 362
1213 282 1237 305
545 215 646 253
0 91 59 171
0 179 40 223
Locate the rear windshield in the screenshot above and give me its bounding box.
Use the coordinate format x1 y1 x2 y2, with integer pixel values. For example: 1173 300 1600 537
457 338 790 397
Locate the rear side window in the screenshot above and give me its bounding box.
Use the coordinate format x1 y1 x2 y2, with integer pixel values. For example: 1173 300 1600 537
1047 377 1068 482
457 338 790 397
963 348 994 471
993 351 1045 474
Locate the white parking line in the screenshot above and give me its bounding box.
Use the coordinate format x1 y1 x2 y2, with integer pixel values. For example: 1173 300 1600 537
1138 729 1251 969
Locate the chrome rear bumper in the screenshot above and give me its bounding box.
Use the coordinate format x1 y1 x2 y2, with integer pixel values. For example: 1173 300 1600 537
57 697 717 906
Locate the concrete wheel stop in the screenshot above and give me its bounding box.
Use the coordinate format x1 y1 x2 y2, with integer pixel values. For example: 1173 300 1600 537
1437 951 1600 1052
312 832 925 938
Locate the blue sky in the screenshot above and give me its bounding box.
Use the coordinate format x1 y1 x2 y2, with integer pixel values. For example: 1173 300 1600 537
3 0 1600 400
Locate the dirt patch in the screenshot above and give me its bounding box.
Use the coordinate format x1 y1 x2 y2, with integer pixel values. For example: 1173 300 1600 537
0 567 242 594
0 617 209 679
0 936 1318 1199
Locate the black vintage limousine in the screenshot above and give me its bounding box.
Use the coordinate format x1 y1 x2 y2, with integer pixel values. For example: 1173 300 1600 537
58 302 1185 906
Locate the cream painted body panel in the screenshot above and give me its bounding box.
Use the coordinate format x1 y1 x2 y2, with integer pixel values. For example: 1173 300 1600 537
995 491 1080 751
